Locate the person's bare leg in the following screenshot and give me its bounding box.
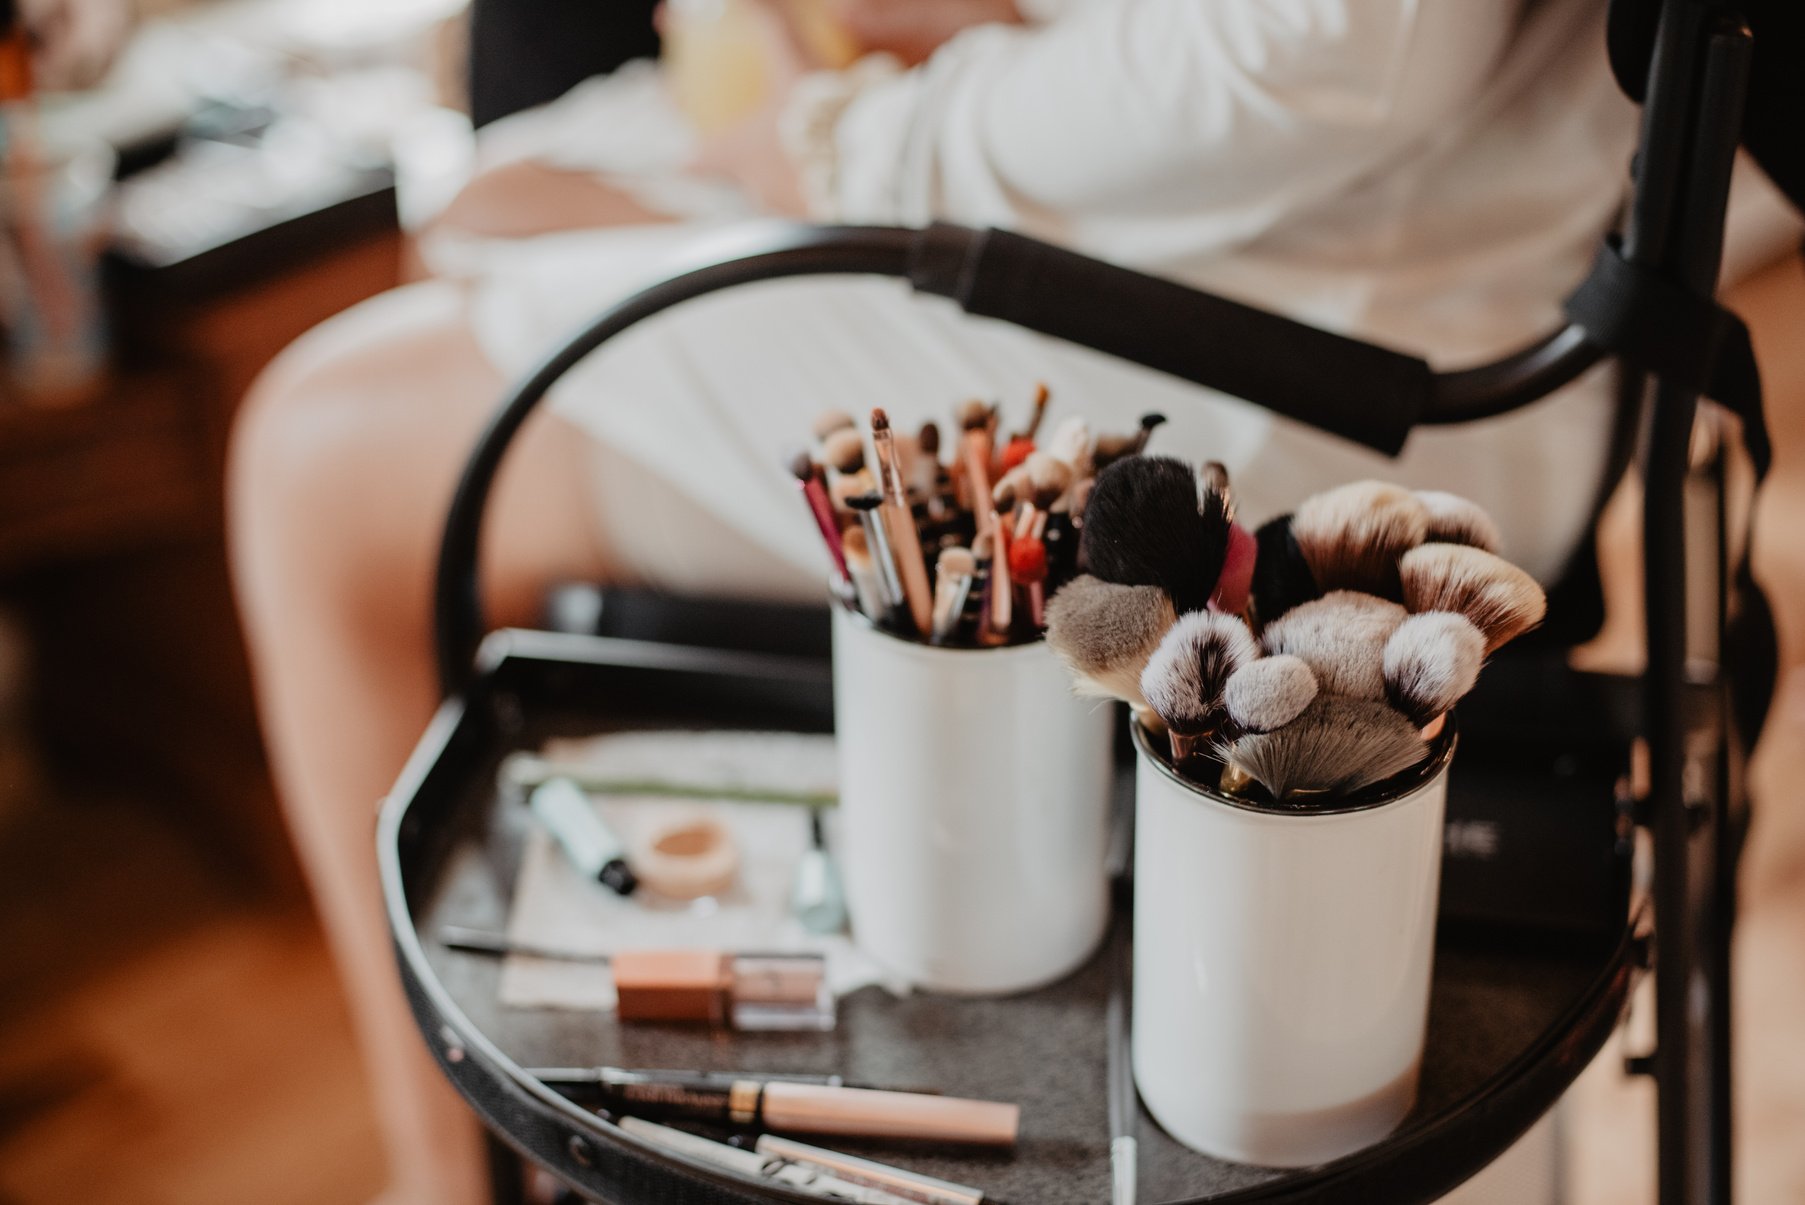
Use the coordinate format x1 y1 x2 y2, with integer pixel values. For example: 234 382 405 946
229 281 609 1205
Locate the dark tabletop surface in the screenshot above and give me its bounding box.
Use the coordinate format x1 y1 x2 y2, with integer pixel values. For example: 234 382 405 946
413 775 1608 1205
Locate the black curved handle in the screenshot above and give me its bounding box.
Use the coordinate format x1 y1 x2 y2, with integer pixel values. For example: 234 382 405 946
434 221 1601 694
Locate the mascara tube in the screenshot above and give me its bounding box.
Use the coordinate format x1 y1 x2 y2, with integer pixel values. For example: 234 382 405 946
528 778 637 895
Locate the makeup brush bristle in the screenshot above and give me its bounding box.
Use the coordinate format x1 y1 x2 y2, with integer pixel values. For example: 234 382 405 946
1398 543 1547 652
1260 590 1406 699
1025 452 1074 507
918 421 941 458
957 399 990 432
785 448 816 481
1079 456 1230 614
937 546 975 580
812 409 856 442
1249 514 1318 625
1383 611 1485 727
1045 576 1177 712
1223 654 1319 735
869 407 891 433
1223 697 1428 801
1009 536 1048 581
1291 480 1429 599
822 428 866 474
1415 491 1501 552
1139 611 1258 735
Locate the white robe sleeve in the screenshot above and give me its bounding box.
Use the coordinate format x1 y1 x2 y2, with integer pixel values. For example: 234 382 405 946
820 0 1523 265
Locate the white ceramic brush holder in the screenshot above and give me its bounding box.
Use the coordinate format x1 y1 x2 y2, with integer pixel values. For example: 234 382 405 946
831 605 1115 994
1131 721 1456 1167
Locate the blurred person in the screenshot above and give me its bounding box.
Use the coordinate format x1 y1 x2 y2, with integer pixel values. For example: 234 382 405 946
227 1 1791 1201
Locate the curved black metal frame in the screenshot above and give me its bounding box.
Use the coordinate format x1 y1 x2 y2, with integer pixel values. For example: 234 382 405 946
405 2 1758 1202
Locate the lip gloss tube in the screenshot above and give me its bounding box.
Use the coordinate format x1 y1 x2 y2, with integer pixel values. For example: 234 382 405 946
611 950 834 1032
593 1075 1019 1146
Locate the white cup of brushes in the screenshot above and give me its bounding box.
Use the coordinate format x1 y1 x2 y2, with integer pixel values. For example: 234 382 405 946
831 603 1114 995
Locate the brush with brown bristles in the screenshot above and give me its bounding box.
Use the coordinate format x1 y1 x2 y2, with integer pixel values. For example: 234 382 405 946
1046 575 1177 728
1398 543 1547 653
1414 490 1501 552
1289 480 1429 600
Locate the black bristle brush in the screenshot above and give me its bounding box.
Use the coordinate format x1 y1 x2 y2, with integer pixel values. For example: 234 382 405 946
1249 514 1319 626
1078 456 1230 615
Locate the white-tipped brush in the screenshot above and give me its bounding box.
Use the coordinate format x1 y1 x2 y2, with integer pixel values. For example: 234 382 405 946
1383 611 1485 728
1259 590 1407 700
1140 611 1258 760
1414 491 1501 552
1223 697 1428 801
1398 543 1547 653
1291 480 1430 598
1223 655 1319 735
930 547 976 645
1045 576 1176 722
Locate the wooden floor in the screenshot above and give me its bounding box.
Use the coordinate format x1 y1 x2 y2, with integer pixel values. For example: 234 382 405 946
0 784 384 1205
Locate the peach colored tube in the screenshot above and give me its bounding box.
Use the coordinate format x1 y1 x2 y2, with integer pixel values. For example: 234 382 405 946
762 1083 1020 1146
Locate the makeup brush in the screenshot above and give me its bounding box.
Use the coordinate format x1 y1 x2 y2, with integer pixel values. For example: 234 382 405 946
846 493 904 613
1045 575 1176 723
1223 697 1428 801
1260 590 1407 700
1046 416 1094 479
1092 413 1167 471
984 511 1014 641
965 528 994 630
1290 481 1430 599
813 409 856 443
957 399 995 513
1014 453 1074 540
786 450 848 582
1249 514 1319 626
823 428 874 512
1020 381 1052 442
1140 611 1258 760
871 409 935 635
1079 456 1230 615
1398 543 1547 653
1009 534 1049 628
1222 654 1319 735
1383 611 1485 728
931 547 976 644
1415 491 1501 552
842 526 887 620
917 421 949 517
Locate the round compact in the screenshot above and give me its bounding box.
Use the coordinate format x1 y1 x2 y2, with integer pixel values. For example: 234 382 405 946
633 816 740 901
